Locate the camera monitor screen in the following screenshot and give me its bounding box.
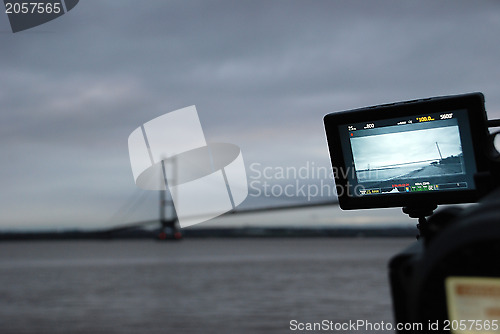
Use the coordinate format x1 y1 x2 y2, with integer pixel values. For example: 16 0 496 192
324 93 489 210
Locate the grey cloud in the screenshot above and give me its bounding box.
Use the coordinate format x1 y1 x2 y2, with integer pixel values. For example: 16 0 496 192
1 0 500 228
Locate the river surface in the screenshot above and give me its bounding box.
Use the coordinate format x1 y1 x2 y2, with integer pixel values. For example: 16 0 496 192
0 238 412 334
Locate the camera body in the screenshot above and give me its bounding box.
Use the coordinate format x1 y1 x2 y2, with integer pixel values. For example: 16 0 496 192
324 93 500 332
389 190 500 331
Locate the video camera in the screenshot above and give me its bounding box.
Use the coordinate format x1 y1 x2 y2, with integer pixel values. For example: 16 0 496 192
324 93 500 333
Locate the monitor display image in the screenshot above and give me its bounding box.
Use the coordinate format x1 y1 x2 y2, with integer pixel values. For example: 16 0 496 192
351 125 463 184
339 110 476 197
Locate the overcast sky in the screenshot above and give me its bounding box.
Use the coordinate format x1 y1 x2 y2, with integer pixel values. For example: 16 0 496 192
1 1 500 230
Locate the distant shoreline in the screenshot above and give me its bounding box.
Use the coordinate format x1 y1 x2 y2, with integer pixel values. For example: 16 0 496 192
0 226 417 241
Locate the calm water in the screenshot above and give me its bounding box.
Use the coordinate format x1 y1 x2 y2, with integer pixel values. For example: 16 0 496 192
0 238 412 334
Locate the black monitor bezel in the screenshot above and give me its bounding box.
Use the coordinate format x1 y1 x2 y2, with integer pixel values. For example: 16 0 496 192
323 93 489 210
